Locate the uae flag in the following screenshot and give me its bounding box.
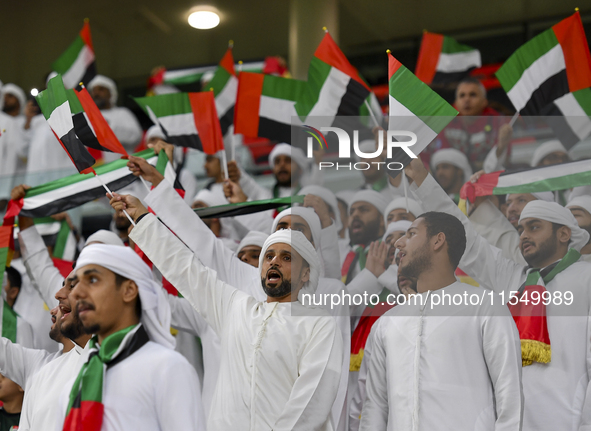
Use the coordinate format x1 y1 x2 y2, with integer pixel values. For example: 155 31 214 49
388 52 458 168
67 86 128 155
27 218 77 261
194 195 304 219
18 149 158 218
234 71 307 143
36 75 96 174
208 47 238 138
0 225 12 289
134 91 224 154
52 21 96 89
415 32 481 84
496 11 591 115
542 87 591 148
459 159 591 209
295 31 370 120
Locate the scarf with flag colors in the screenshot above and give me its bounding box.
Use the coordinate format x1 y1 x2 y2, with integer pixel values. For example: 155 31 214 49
63 324 149 431
36 75 96 174
295 31 370 120
1 301 18 343
208 46 238 138
542 87 591 148
133 92 224 154
18 149 157 218
496 11 591 115
66 86 128 157
458 159 591 213
52 20 96 89
234 72 307 143
387 51 459 168
415 32 481 85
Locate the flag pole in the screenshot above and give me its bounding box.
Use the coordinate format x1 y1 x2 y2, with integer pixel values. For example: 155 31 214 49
364 99 380 128
139 176 152 194
92 170 136 227
402 170 409 212
509 111 519 127
221 150 230 180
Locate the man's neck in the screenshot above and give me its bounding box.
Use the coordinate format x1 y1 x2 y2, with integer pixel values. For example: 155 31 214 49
1 396 23 414
74 334 92 349
416 267 457 293
533 248 569 270
98 319 139 344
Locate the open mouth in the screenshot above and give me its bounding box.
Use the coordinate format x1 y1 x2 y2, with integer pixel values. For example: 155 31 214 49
522 242 534 253
76 302 95 316
350 220 364 234
508 214 519 224
398 251 407 264
59 304 71 321
266 269 282 284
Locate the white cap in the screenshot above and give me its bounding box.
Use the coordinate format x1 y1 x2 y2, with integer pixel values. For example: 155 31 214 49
431 148 473 183
2 83 26 115
88 75 118 106
530 140 568 167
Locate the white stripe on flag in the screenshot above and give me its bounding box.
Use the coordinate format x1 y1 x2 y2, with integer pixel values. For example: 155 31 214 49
554 92 591 141
215 75 238 118
306 67 350 118
158 113 198 137
22 156 158 211
388 95 437 155
436 50 481 73
47 102 74 138
63 231 77 261
507 44 565 112
34 222 62 236
495 158 591 189
260 95 303 126
62 45 95 88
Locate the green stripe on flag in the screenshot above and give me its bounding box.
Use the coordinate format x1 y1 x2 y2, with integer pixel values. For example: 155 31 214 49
441 36 476 54
194 195 305 218
493 171 591 195
134 93 192 117
67 89 84 114
37 75 69 120
496 28 559 92
572 87 591 116
53 221 72 259
389 65 458 133
294 57 332 117
165 73 205 86
261 74 307 101
52 36 84 73
2 301 18 343
209 67 232 97
24 149 155 198
155 151 168 176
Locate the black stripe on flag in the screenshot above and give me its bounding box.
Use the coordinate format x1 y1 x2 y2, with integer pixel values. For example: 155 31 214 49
431 68 475 85
72 112 110 152
336 79 370 117
258 118 293 144
520 70 569 115
219 106 234 137
60 128 96 173
540 103 581 149
79 62 97 89
167 134 205 152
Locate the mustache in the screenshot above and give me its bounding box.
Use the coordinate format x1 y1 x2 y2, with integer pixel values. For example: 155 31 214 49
74 300 95 316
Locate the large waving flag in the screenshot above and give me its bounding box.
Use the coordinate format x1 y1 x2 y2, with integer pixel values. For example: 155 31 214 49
36 75 96 174
542 87 591 148
134 91 224 154
234 72 307 143
67 86 128 156
415 32 481 85
209 46 238 138
295 31 370 120
387 51 458 166
52 20 96 89
496 11 591 115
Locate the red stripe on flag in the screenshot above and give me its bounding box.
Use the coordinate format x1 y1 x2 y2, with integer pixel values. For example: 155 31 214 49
459 171 502 202
76 87 128 156
219 47 236 76
414 32 444 84
52 258 74 278
552 11 591 93
234 72 264 138
79 21 94 52
188 92 224 155
314 33 370 91
0 226 11 249
387 52 404 81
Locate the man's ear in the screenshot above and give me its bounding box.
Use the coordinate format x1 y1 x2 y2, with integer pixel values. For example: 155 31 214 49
557 225 571 246
301 265 310 285
432 232 447 252
121 280 139 305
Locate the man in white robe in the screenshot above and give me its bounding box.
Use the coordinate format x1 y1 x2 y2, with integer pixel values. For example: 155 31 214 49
405 158 591 431
360 210 523 430
111 191 343 430
567 195 591 263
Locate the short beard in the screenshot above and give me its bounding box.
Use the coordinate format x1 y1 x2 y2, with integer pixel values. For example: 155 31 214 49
350 216 382 245
260 277 292 298
399 241 432 280
49 325 63 343
523 234 558 268
275 173 292 188
60 317 86 341
94 98 109 109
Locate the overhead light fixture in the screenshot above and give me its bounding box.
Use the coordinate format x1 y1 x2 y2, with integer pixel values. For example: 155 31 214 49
187 6 220 30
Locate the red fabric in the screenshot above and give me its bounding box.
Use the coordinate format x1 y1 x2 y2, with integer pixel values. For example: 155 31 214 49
315 33 370 91
414 32 444 84
341 250 357 279
507 285 551 345
188 92 224 155
351 302 395 355
552 11 591 92
63 400 104 431
79 21 94 52
234 72 264 138
219 48 236 77
52 258 74 278
459 171 502 202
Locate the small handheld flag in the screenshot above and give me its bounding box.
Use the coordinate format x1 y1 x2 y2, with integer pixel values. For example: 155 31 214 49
52 20 96 89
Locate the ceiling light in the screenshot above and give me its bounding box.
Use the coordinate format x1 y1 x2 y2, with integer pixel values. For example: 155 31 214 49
30 88 39 97
188 8 220 30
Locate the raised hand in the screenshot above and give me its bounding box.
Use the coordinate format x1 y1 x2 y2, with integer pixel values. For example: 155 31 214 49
10 184 31 201
127 155 164 187
227 160 241 183
147 139 174 163
303 194 332 228
403 158 429 187
365 240 388 278
223 179 248 203
108 192 149 223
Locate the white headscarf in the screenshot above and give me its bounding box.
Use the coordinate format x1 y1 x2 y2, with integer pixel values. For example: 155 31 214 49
192 189 228 207
567 195 591 217
84 230 125 247
145 125 166 143
382 220 412 241
88 75 118 107
384 197 423 225
237 231 268 253
350 190 389 215
269 143 308 172
259 229 320 298
531 140 568 167
75 244 175 349
431 148 473 183
519 200 590 252
2 83 26 115
299 185 342 231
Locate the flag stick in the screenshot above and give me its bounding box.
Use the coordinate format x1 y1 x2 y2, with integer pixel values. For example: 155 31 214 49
93 171 136 227
220 150 230 180
230 134 236 161
364 99 380 128
509 111 519 127
139 176 152 194
402 170 409 212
